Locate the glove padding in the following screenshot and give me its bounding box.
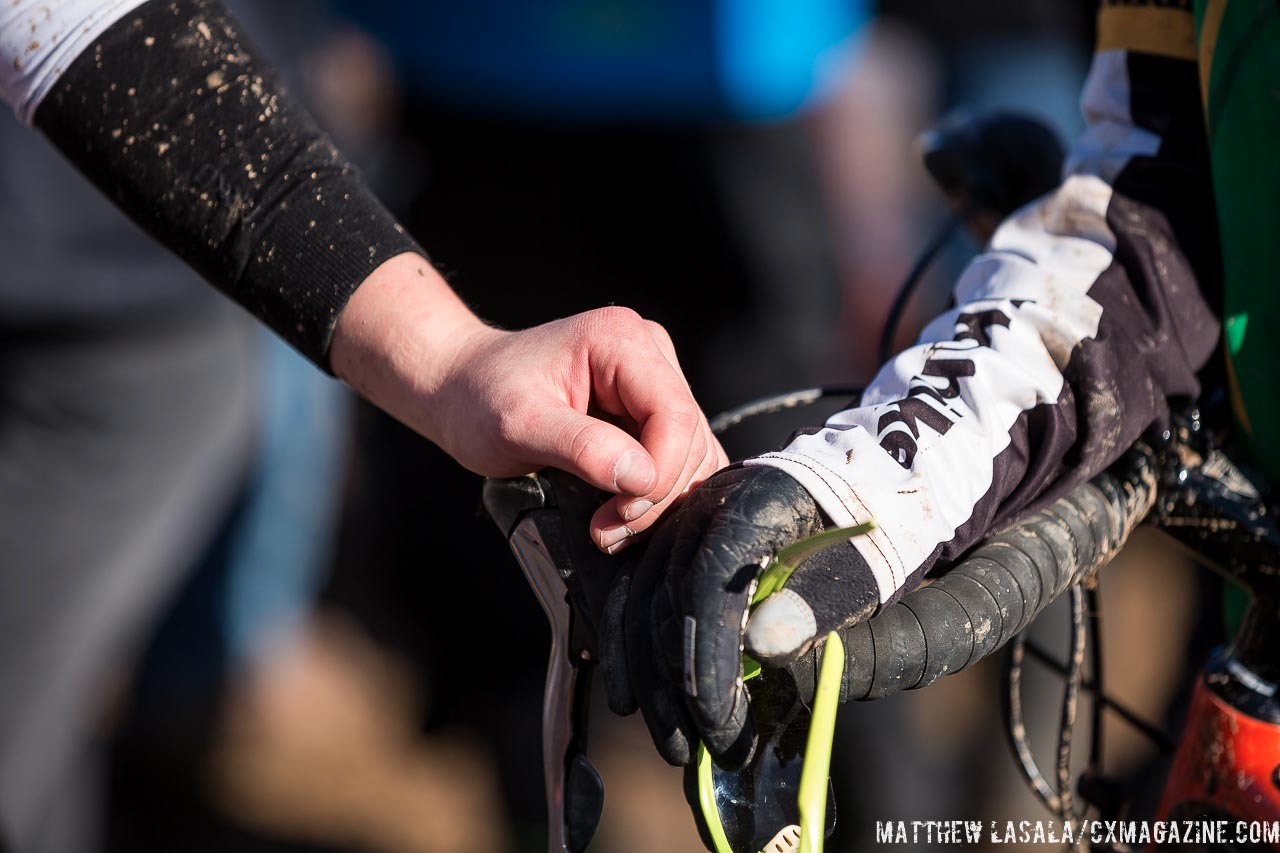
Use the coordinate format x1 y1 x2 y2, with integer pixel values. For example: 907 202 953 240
599 464 882 769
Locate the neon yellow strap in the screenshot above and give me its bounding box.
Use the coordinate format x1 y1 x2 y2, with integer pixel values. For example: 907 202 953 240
753 523 877 604
697 742 735 853
700 522 870 852
700 633 845 853
798 631 844 853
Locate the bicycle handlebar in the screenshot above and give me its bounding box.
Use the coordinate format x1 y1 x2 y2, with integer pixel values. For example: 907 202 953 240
486 438 1172 852
814 444 1159 702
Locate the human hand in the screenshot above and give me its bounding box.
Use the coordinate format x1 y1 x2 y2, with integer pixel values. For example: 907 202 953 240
599 464 881 769
331 254 727 551
430 308 730 549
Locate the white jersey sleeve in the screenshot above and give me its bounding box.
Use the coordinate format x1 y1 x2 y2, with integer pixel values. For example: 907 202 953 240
747 177 1122 603
1 0 148 124
747 7 1221 608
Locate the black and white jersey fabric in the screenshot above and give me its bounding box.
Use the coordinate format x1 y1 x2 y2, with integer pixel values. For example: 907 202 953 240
748 2 1221 609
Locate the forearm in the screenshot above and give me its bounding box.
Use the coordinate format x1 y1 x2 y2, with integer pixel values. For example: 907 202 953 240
1 0 728 546
328 253 495 452
9 0 420 368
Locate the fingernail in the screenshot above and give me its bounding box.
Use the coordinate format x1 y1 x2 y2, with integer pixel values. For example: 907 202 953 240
614 451 656 495
621 499 654 522
599 525 634 551
605 538 637 555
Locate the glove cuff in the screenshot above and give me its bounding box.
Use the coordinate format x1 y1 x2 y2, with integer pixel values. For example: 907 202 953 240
743 454 905 606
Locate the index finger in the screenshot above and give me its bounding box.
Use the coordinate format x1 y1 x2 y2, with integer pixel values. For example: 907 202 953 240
594 334 705 507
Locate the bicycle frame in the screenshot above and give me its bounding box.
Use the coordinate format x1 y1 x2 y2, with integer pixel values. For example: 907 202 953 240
1150 477 1280 847
1037 416 1280 851
479 103 1276 848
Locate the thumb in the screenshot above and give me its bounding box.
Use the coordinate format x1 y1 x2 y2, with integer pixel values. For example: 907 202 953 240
743 543 881 666
528 408 658 497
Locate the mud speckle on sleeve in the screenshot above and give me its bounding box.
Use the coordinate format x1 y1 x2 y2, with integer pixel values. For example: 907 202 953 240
32 0 423 368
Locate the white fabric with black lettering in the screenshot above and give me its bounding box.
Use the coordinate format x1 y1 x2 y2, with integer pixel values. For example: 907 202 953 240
745 31 1221 608
747 175 1117 604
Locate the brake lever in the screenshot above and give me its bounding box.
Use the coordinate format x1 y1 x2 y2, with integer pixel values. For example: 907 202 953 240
486 472 871 853
483 471 618 853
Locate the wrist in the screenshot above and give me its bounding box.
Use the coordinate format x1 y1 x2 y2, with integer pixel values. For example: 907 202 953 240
330 252 497 446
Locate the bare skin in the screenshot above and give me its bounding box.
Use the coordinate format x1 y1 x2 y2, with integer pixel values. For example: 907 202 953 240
329 252 729 553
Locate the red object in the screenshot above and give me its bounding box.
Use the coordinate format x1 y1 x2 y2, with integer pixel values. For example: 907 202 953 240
1156 677 1280 828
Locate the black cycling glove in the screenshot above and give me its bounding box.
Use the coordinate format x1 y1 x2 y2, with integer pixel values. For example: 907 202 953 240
599 464 881 768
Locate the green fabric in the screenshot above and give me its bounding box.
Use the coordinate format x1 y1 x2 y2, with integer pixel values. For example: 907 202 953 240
1223 580 1249 637
1196 0 1280 479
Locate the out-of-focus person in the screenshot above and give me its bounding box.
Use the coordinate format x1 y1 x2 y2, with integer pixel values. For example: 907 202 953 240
0 3 351 849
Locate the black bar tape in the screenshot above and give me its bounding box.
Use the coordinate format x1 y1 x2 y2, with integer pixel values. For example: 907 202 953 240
866 600 926 699
34 0 423 369
802 444 1159 703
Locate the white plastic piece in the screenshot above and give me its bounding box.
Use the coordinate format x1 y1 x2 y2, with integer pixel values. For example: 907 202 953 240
764 824 802 853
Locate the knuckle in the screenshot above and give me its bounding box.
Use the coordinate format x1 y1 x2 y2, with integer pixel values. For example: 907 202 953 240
579 307 653 360
694 444 718 483
591 305 644 332
493 405 527 446
663 402 703 432
645 319 674 344
675 426 708 484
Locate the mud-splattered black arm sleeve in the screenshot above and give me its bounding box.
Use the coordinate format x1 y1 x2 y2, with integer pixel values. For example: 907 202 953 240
32 0 422 369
